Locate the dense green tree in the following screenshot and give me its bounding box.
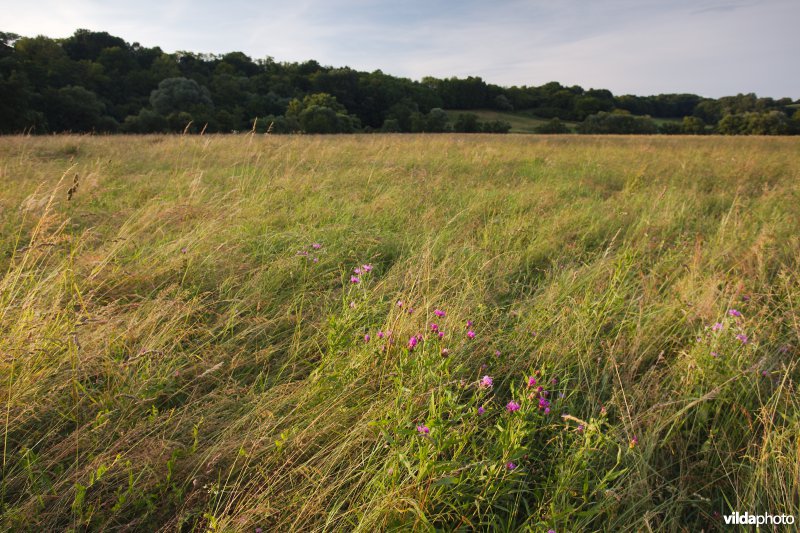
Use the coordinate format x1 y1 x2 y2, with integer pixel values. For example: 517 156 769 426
453 113 480 133
578 111 658 134
535 118 571 134
43 85 113 132
482 120 511 133
681 116 706 134
0 28 796 135
150 77 213 116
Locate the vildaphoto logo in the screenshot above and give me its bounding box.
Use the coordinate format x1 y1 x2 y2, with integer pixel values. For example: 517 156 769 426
723 512 795 526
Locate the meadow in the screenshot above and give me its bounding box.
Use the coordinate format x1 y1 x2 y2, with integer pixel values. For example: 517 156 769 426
1 133 799 531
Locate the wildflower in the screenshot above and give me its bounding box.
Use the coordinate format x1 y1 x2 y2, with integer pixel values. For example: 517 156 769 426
544 407 551 414
629 436 638 448
728 309 742 317
438 331 444 339
467 330 476 339
577 424 584 432
416 425 430 435
551 377 558 384
761 370 768 377
430 323 439 331
364 334 371 342
481 363 488 370
548 530 556 533
477 406 485 415
480 375 493 388
407 307 414 314
434 309 445 317
711 351 719 357
296 250 309 256
362 264 373 272
527 376 537 387
441 348 450 356
256 528 263 533
408 336 418 350
353 267 362 275
311 243 322 249
396 300 403 307
506 401 521 412
741 295 750 302
506 461 517 470
377 331 384 339
494 350 501 357
313 257 318 263
712 322 724 332
538 397 550 410
467 320 473 327
736 333 749 344
180 247 188 254
350 276 360 284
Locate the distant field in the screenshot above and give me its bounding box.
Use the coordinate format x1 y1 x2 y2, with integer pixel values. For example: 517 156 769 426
1 134 799 531
443 109 579 132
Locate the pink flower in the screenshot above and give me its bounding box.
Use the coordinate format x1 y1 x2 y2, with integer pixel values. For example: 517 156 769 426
434 309 446 317
467 330 476 339
506 401 520 412
480 375 493 388
736 333 749 344
441 348 450 356
728 309 742 317
467 320 473 327
438 331 444 339
396 300 404 307
364 334 371 342
477 406 485 415
416 425 430 435
377 331 384 339
353 267 362 275
430 323 439 331
350 276 360 284
362 264 373 272
408 336 418 350
506 461 516 470
527 376 536 387
311 243 322 249
712 322 724 332
494 350 501 357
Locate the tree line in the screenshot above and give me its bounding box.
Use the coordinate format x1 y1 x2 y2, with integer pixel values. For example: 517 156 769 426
1 29 798 135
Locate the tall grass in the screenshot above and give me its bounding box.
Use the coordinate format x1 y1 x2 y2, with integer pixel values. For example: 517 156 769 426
1 134 799 531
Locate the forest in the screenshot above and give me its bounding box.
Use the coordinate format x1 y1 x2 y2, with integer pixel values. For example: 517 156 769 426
1 29 798 135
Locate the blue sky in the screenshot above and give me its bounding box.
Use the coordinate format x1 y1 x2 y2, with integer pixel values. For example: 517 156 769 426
4 0 798 98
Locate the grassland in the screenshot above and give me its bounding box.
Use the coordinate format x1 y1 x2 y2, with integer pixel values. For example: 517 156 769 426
1 134 799 531
442 110 579 133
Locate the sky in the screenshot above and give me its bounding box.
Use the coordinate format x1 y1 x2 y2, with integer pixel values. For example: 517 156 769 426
4 0 799 98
